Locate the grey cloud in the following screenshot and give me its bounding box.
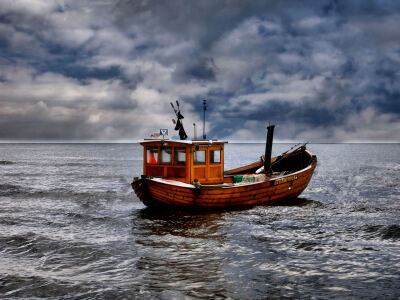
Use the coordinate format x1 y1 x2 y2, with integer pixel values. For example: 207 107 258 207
0 0 399 142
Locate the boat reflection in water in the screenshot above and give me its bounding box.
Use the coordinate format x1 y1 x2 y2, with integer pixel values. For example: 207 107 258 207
132 208 229 297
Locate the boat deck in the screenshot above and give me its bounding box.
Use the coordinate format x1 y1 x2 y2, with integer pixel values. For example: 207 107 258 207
150 172 288 189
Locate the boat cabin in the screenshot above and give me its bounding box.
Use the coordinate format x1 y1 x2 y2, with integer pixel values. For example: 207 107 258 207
140 139 227 184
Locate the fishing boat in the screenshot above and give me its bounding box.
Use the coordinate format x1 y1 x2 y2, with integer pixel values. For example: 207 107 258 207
131 101 317 210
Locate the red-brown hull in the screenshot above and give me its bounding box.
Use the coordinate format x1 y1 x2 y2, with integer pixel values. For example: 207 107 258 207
132 157 317 210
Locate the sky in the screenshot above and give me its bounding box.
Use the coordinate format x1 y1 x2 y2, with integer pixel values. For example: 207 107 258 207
0 0 399 142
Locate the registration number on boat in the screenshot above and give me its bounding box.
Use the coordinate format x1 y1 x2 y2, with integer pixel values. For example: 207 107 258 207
273 175 297 185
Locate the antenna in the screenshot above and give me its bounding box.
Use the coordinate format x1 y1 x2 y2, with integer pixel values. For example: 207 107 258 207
202 99 207 140
170 102 177 114
171 99 187 140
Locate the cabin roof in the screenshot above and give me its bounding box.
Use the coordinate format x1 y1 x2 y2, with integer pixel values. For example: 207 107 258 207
139 139 228 145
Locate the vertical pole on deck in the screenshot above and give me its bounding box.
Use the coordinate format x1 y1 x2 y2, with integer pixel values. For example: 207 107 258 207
264 124 275 174
202 99 207 140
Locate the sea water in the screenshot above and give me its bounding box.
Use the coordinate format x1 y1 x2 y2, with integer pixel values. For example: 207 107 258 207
0 143 399 299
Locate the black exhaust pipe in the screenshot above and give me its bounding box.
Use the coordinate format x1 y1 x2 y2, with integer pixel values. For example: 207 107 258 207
264 125 275 174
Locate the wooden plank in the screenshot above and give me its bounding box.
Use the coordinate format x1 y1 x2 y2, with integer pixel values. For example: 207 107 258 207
149 184 194 200
150 189 193 206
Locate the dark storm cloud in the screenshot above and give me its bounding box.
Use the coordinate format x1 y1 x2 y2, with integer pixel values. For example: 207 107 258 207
173 57 217 82
62 65 123 82
0 0 399 141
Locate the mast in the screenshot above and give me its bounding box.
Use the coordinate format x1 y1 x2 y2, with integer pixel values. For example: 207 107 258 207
202 99 207 140
264 124 275 174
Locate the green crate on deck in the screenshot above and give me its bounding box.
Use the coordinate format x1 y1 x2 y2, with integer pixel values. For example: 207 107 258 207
233 175 243 183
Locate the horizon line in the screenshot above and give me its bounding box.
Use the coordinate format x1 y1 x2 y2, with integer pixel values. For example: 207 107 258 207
0 140 399 144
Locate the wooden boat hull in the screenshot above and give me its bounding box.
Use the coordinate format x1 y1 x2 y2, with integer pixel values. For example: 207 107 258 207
132 150 317 210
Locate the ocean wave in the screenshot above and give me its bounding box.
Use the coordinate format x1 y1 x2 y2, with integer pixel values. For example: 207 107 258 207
0 184 25 196
0 273 133 299
3 172 44 177
0 232 61 258
293 241 322 251
0 274 80 298
361 224 400 241
0 231 111 262
56 162 103 167
350 204 384 213
0 183 133 202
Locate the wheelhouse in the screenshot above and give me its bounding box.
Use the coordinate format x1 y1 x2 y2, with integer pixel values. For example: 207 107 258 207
141 140 227 184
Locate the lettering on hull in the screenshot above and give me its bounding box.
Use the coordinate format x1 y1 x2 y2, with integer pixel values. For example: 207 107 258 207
273 175 297 185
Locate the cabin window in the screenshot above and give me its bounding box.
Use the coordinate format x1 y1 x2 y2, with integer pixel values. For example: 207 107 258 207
147 147 158 164
160 147 172 164
174 147 186 165
210 150 221 164
194 150 206 165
